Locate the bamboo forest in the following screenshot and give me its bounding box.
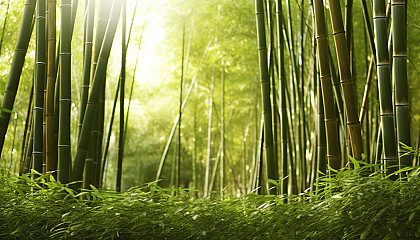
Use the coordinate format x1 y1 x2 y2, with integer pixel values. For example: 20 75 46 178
1 0 420 239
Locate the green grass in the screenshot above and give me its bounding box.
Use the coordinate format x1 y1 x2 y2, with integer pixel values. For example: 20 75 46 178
1 162 420 239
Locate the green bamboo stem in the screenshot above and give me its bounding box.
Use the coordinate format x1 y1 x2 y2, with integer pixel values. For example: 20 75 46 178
373 0 397 171
46 0 57 176
0 0 36 158
0 0 10 57
155 41 212 181
361 0 377 59
86 0 112 185
102 0 142 187
266 0 279 183
251 117 263 191
116 0 126 192
192 104 197 190
392 0 411 168
204 75 214 197
299 0 308 190
313 0 341 170
71 0 122 188
359 58 375 123
220 59 225 198
327 0 364 160
78 0 95 139
275 0 289 195
100 80 119 187
176 22 186 190
123 1 143 144
58 0 72 183
33 0 46 174
9 113 17 172
19 83 33 175
256 0 277 194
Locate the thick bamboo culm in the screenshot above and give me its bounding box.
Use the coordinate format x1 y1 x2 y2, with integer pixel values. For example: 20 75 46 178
255 0 277 194
33 0 46 174
327 0 364 161
0 0 36 159
373 0 397 170
71 0 122 188
392 0 411 168
58 0 72 183
46 0 57 176
313 0 341 170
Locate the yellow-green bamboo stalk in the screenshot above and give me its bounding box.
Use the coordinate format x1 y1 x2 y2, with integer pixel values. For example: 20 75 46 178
327 0 364 160
275 0 288 195
313 0 341 170
256 0 277 194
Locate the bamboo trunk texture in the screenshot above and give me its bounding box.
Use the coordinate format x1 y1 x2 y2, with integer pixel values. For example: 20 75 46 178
326 0 364 160
19 84 34 175
267 0 280 186
33 0 46 174
392 0 411 168
85 0 112 187
373 0 398 170
313 0 341 170
46 0 57 176
71 0 122 188
78 0 95 139
204 75 214 196
116 0 126 192
255 0 277 194
58 0 72 183
276 0 289 195
0 0 36 158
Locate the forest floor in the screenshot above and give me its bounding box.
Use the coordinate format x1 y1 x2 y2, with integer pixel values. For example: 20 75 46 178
1 164 420 239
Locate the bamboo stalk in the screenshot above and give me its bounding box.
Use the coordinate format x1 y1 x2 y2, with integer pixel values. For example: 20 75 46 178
46 0 57 177
19 83 34 175
373 0 397 171
0 0 10 57
275 0 289 195
116 0 127 192
33 0 47 174
256 0 277 194
204 75 214 196
392 0 411 168
0 0 36 158
155 41 212 181
313 0 341 170
327 0 364 160
78 0 95 139
71 0 122 188
58 0 72 183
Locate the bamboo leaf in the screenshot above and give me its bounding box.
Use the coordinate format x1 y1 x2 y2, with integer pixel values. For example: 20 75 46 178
408 212 415 223
360 222 373 239
267 179 280 186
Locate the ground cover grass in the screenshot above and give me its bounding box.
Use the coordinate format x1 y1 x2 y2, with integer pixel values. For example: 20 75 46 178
1 161 420 239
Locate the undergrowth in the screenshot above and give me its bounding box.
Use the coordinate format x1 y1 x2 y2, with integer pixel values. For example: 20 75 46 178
1 161 420 239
